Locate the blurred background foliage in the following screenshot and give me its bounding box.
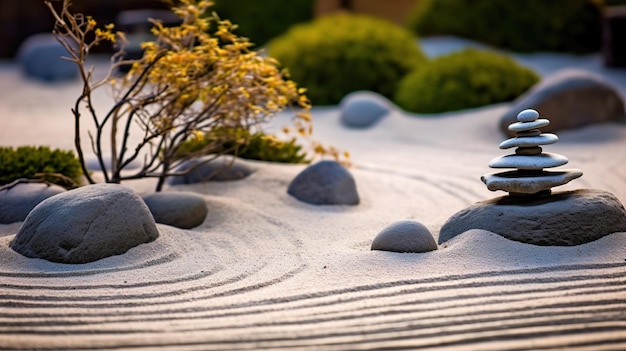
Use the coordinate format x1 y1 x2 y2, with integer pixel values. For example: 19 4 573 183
2 0 624 113
268 13 427 105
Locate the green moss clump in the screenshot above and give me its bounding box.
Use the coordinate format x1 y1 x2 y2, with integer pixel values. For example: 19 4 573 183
176 128 309 164
211 0 314 48
0 146 83 188
394 49 540 114
406 0 604 54
269 13 427 105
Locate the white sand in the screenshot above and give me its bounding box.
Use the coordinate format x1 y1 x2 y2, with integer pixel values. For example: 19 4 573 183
0 38 625 350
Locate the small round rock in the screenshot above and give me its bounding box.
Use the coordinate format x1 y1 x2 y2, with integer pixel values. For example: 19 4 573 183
287 160 359 205
340 91 393 128
142 191 208 229
371 220 437 253
517 109 539 122
167 156 253 185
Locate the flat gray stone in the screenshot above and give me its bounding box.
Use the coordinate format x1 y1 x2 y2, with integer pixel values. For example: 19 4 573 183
500 69 626 136
167 156 253 185
481 169 583 194
488 153 569 170
10 184 159 264
340 91 393 128
142 192 207 229
508 119 550 132
17 33 78 82
439 189 626 246
288 160 359 205
0 183 66 224
499 134 558 149
371 220 437 253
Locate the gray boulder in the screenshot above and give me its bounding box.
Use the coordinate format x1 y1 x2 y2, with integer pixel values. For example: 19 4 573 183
0 183 66 224
167 156 253 185
372 220 437 253
340 91 393 128
10 184 159 264
288 160 359 205
500 69 626 136
142 192 208 229
17 33 78 82
439 189 626 246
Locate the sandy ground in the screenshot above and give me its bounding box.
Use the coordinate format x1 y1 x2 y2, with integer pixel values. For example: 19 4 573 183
0 37 625 350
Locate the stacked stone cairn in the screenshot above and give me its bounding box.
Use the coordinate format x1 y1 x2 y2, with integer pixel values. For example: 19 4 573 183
481 109 583 196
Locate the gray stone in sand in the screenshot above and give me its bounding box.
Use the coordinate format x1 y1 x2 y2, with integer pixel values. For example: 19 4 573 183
371 220 437 253
439 189 626 246
10 184 159 264
0 183 66 224
142 192 208 229
167 156 253 185
500 69 626 136
17 33 78 82
340 91 393 128
288 160 359 205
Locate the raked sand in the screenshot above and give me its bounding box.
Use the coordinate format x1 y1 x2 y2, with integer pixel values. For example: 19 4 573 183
0 38 626 350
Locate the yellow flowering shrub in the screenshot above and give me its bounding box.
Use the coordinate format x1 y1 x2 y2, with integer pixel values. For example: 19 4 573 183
46 0 345 191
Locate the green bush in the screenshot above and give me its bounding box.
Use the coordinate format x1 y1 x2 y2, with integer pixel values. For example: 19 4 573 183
176 128 309 164
268 13 427 105
211 0 314 48
406 0 604 53
0 146 83 188
394 49 540 114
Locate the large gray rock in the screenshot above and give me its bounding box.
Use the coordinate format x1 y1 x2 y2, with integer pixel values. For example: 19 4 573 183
167 156 253 185
340 91 394 128
288 160 359 205
0 183 66 224
142 192 208 229
372 220 437 253
500 69 626 136
439 189 626 246
10 184 159 264
17 33 78 82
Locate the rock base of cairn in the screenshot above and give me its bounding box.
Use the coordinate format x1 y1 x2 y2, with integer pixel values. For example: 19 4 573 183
438 189 626 246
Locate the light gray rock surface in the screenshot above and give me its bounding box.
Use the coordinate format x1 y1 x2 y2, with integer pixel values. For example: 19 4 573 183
10 184 159 264
498 134 558 149
489 153 569 170
142 192 208 229
339 91 393 128
0 183 66 224
371 220 437 253
167 156 253 185
500 69 626 136
439 189 626 246
288 160 359 205
17 33 78 82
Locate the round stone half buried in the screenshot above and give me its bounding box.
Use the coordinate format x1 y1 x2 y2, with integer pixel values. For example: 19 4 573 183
10 184 159 264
